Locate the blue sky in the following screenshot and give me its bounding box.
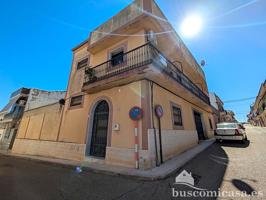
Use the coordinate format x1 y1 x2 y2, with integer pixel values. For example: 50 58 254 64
0 0 265 122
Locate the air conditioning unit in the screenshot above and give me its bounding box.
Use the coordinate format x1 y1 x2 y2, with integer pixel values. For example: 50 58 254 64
147 30 157 45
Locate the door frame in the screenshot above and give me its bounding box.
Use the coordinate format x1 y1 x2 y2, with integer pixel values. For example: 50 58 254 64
192 109 206 140
85 97 113 158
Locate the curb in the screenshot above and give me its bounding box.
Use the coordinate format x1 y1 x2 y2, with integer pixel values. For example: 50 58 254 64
0 138 215 181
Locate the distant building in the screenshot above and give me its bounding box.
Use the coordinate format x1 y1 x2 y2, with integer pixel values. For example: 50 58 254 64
0 88 65 150
220 110 237 123
248 80 266 127
24 89 66 111
209 93 225 125
0 88 30 150
210 93 237 124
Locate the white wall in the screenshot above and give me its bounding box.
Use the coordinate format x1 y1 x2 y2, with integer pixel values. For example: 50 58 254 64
209 93 218 110
25 89 66 111
147 129 198 166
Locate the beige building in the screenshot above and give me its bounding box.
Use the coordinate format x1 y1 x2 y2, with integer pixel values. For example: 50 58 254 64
209 93 225 125
248 80 266 126
13 0 214 169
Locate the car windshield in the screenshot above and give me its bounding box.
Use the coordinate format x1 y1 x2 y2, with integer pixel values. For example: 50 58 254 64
217 123 237 129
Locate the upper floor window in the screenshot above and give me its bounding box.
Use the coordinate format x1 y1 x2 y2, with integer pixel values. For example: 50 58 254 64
111 50 124 66
172 105 183 129
70 95 83 107
77 58 88 70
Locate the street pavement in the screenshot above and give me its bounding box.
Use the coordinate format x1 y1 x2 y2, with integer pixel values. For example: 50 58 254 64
0 125 265 200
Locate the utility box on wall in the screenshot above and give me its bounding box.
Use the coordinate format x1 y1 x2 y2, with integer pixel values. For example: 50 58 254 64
112 123 120 131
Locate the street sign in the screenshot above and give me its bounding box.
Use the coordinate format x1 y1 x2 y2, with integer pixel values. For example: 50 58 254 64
129 106 143 121
155 105 163 118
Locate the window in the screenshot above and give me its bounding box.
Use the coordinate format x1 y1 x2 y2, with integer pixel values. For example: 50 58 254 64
217 123 237 129
172 105 183 128
77 58 88 70
111 51 124 66
70 95 83 107
209 118 213 130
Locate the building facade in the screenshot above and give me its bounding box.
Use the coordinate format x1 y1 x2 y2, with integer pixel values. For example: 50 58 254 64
0 88 30 150
210 93 237 124
248 80 266 126
1 88 65 150
13 0 214 169
209 93 225 125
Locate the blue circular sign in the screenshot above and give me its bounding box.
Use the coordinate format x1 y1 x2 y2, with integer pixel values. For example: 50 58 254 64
129 107 143 121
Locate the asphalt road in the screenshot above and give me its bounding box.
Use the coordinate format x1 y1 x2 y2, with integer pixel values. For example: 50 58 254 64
0 125 265 200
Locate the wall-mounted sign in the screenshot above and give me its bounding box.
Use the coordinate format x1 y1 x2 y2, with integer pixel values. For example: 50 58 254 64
129 106 143 121
155 105 163 118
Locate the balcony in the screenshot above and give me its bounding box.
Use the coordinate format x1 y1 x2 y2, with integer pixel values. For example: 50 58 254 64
1 105 25 123
83 43 210 105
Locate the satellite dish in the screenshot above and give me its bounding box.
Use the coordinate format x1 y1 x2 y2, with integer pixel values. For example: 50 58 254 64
200 60 206 67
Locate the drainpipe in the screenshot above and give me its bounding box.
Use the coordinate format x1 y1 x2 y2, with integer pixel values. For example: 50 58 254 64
134 121 139 169
150 81 159 166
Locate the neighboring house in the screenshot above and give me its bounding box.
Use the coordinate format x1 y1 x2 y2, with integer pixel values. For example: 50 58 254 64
24 89 66 111
209 93 225 125
220 110 237 123
0 88 65 150
247 104 256 125
0 88 30 150
210 93 237 123
12 0 214 169
248 80 266 127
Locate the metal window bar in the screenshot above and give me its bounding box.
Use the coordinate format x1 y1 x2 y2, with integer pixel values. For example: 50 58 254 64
84 43 210 105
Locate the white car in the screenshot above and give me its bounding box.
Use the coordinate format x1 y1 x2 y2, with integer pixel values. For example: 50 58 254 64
215 122 248 142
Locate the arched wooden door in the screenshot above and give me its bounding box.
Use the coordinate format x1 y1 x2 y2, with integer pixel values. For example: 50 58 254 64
89 100 109 158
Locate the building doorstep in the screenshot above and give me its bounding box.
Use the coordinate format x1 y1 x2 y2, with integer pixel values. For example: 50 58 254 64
0 138 215 180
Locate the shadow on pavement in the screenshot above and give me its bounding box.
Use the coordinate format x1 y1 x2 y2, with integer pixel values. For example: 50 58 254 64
219 140 250 148
168 143 229 200
232 179 257 195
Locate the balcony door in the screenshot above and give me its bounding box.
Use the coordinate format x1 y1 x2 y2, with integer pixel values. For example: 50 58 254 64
193 111 205 141
89 100 109 158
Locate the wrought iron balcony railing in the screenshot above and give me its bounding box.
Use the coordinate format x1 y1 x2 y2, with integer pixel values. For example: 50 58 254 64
3 105 24 121
84 43 210 105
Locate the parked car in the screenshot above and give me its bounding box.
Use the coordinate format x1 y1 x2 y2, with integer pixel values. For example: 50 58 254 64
215 122 248 142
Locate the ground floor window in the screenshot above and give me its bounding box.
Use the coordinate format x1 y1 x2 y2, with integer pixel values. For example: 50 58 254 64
171 104 183 129
70 95 83 108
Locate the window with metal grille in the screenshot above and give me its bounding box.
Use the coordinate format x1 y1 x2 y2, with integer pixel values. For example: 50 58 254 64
70 95 83 107
77 58 88 69
172 106 183 127
111 51 124 66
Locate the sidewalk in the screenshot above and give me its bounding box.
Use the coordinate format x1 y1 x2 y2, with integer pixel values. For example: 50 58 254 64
0 138 215 180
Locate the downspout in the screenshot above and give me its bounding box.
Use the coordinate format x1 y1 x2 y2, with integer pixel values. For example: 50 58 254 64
56 100 65 142
150 81 159 166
